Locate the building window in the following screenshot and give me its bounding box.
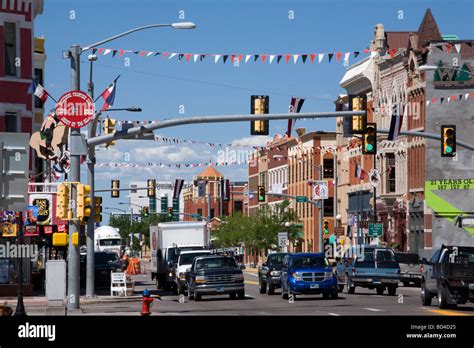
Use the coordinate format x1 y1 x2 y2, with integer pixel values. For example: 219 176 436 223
210 209 215 219
197 208 203 221
259 173 265 188
5 112 18 133
323 158 334 178
386 153 396 193
4 22 17 76
323 197 334 217
234 201 243 213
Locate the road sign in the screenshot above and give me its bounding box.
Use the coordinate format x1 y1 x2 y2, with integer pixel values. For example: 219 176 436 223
296 196 307 203
190 214 201 219
312 181 328 200
0 133 30 211
369 169 381 188
278 232 288 248
368 223 383 237
329 234 337 244
56 90 95 128
333 227 345 236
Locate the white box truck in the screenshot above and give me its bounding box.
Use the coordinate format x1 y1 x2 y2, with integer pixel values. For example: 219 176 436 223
150 221 208 291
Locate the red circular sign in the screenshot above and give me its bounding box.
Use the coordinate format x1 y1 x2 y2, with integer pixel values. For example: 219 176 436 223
56 90 95 128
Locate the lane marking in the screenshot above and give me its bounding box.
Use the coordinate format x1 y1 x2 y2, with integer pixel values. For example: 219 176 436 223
245 280 258 285
244 272 259 277
328 312 340 316
364 308 383 312
429 309 472 316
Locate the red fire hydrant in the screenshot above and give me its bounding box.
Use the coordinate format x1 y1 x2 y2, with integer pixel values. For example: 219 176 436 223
140 289 154 316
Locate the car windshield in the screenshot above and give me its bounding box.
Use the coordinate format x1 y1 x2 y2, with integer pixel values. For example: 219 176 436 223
99 238 120 246
267 254 286 265
194 257 237 270
168 246 205 264
395 252 419 264
291 256 328 268
179 253 210 266
376 249 398 268
95 253 119 264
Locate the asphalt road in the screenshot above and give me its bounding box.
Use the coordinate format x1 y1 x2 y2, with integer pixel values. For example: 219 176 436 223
72 270 474 316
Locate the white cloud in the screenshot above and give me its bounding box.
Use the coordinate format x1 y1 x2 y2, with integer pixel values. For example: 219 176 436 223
231 136 272 147
131 145 212 163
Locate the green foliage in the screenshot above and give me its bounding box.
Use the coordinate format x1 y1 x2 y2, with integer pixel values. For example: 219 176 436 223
213 200 300 255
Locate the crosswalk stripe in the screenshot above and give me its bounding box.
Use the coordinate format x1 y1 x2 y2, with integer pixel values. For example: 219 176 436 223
364 308 383 312
328 312 340 316
245 280 258 285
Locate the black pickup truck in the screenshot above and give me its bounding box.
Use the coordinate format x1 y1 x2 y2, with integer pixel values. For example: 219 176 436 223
185 255 245 301
420 245 474 309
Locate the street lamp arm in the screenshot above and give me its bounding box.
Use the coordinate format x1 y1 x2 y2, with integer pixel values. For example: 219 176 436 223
81 24 173 52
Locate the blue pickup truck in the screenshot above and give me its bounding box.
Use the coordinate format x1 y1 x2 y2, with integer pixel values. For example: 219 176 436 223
280 253 338 300
337 246 400 296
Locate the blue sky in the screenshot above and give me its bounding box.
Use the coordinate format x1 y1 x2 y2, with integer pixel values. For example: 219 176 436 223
35 0 474 216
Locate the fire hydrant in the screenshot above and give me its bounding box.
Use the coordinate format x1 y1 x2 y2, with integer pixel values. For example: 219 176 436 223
140 289 154 316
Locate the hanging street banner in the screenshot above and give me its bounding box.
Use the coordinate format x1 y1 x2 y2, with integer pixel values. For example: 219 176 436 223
56 90 95 128
312 181 328 200
425 178 474 191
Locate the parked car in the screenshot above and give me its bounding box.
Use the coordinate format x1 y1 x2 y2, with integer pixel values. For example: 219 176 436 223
280 253 338 300
80 251 124 288
258 252 288 295
174 249 212 294
185 255 245 301
421 245 474 309
337 246 400 296
395 251 422 287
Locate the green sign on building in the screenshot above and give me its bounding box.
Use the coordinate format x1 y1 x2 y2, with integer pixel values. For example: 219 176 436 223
368 223 383 237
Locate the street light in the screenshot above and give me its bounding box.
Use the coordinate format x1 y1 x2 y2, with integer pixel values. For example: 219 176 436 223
418 64 473 76
171 22 196 29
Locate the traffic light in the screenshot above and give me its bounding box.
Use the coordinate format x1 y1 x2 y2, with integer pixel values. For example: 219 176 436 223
167 207 173 221
56 183 70 219
77 183 92 222
350 95 367 134
147 179 156 198
323 220 330 235
111 180 120 198
142 206 149 218
250 95 269 135
94 196 102 223
258 185 265 202
362 123 377 155
441 125 456 157
103 117 116 147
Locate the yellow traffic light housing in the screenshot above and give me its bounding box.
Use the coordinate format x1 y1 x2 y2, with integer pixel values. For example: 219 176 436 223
362 123 377 155
441 125 456 157
323 220 330 234
350 96 367 134
147 179 156 198
103 116 116 148
251 95 269 135
111 180 120 198
77 184 92 222
94 196 102 223
56 183 70 219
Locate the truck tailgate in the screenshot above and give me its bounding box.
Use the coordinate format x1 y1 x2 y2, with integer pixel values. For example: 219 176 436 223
437 263 474 280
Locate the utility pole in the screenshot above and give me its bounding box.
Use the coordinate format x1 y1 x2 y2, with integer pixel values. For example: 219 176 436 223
318 164 324 253
67 44 82 311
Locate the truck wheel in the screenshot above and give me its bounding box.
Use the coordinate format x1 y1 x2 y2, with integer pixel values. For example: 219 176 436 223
438 286 456 309
403 281 410 287
259 280 267 294
229 292 237 300
376 286 385 295
195 293 202 301
323 293 330 299
267 285 275 295
338 285 345 293
331 291 338 299
388 286 397 296
282 284 289 300
238 291 245 299
187 288 194 300
421 281 432 306
346 276 355 294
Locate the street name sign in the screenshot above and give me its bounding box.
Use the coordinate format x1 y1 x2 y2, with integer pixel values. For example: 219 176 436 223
333 227 345 236
296 196 307 203
312 181 328 200
56 90 95 128
368 223 383 237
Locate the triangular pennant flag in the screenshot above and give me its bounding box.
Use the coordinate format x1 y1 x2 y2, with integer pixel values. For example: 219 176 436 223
112 50 118 57
285 54 291 63
178 53 184 61
200 54 206 61
269 55 275 64
154 52 162 56
245 55 251 63
328 53 334 62
471 92 474 98
436 45 444 52
237 54 243 62
185 53 191 62
261 54 267 63
97 48 105 55
309 54 315 63
118 50 126 57
353 51 360 58
193 54 199 63
455 44 461 54
169 53 177 59
336 52 342 61
103 49 111 56
426 100 430 106
344 52 350 64
447 97 451 103
451 95 457 101
431 98 437 103
458 94 463 101
215 54 221 63
465 93 470 100
445 44 452 54
147 52 154 56
388 49 396 58
231 54 236 62
277 55 283 63
363 48 370 53
293 54 299 64
223 55 229 63
440 97 445 104
301 54 308 63
254 55 259 62
92 48 97 55
139 51 147 56
318 53 324 63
